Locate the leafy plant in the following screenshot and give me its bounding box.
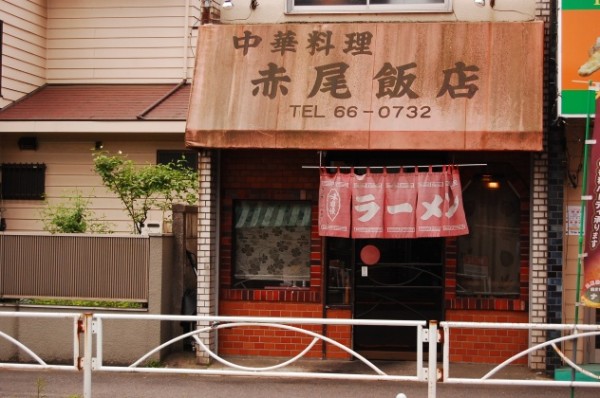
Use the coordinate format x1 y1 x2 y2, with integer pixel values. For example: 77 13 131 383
40 190 112 234
93 151 198 234
143 358 164 368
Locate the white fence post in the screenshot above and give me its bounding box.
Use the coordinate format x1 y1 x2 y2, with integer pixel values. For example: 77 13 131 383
428 320 438 398
83 312 93 398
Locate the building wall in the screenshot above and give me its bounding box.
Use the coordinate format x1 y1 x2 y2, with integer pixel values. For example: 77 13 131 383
0 0 47 108
217 149 324 357
1 0 199 105
538 0 566 373
446 310 529 364
527 0 552 371
445 153 532 365
195 149 219 364
214 149 534 361
0 0 200 233
199 0 548 365
46 0 198 84
0 133 186 233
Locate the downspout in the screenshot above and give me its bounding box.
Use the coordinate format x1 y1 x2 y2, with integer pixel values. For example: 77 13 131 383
136 0 191 120
136 80 187 120
183 0 191 81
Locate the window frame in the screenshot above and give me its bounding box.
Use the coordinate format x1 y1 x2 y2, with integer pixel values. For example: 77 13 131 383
232 199 312 290
0 163 46 200
285 0 452 14
456 174 522 297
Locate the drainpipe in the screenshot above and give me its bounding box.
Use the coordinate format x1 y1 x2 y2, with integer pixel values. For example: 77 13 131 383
136 0 191 120
136 80 187 120
183 0 191 81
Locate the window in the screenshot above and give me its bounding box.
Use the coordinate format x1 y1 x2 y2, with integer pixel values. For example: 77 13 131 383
233 200 312 289
0 163 46 200
326 238 353 306
286 0 452 14
156 150 198 171
456 174 521 296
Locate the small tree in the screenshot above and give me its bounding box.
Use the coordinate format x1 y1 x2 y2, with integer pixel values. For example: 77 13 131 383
40 190 112 234
93 151 198 234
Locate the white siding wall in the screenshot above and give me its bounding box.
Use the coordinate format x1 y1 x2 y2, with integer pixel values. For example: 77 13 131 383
0 133 187 233
0 0 47 108
1 1 200 233
46 0 198 84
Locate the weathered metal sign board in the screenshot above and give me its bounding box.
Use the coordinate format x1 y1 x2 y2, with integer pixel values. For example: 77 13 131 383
186 22 543 151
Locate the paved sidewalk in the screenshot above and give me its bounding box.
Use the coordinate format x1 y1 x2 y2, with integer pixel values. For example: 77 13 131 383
4 352 598 398
1 361 597 398
162 351 549 380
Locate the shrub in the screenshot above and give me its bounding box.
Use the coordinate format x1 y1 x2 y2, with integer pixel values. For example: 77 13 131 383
40 190 111 234
93 151 198 234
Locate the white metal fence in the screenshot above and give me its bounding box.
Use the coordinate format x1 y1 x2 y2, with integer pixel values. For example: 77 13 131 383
2 311 600 398
440 321 600 388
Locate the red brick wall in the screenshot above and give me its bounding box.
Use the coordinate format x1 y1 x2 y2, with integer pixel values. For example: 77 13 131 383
216 149 532 364
324 308 352 359
218 150 326 358
442 160 530 365
219 301 324 358
219 149 322 296
445 310 529 364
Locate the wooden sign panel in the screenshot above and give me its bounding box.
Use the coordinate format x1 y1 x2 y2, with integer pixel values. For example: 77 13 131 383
186 22 543 151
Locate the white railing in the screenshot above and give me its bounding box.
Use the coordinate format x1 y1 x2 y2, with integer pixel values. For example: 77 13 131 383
0 311 81 371
440 321 600 388
92 313 430 382
2 311 600 398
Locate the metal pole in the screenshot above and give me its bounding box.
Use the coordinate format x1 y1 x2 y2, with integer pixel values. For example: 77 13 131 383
428 321 438 398
442 324 450 382
572 83 596 398
417 324 424 381
83 313 93 398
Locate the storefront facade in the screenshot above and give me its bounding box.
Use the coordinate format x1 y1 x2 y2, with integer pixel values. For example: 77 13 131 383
186 1 549 368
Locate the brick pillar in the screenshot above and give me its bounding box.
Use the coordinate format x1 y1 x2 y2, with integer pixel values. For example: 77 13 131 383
531 0 564 373
195 149 218 364
528 0 550 369
530 152 549 370
540 0 564 374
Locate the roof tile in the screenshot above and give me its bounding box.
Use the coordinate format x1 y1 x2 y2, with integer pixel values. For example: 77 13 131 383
0 84 190 121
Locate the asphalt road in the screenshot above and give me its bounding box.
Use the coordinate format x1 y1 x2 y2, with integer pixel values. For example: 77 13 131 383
1 369 600 398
